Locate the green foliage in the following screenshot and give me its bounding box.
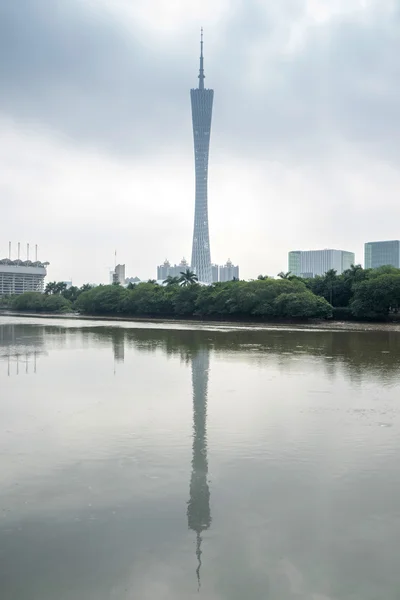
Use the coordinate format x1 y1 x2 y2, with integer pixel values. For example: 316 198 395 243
351 274 400 319
274 292 332 319
75 284 127 314
45 281 68 295
74 280 332 321
179 269 198 286
43 294 72 313
163 276 180 286
11 292 71 313
0 295 15 309
12 293 45 312
305 265 371 308
62 285 80 303
297 264 400 320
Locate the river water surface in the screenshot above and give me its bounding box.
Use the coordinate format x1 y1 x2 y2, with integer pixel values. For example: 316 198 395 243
1 316 400 599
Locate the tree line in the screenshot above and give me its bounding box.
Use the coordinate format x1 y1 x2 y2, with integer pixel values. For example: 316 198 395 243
4 265 400 321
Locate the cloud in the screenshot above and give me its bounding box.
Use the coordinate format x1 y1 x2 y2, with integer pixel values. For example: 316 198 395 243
1 0 399 164
1 0 400 281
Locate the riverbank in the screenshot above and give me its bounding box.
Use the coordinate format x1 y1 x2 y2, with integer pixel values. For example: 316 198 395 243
2 310 400 332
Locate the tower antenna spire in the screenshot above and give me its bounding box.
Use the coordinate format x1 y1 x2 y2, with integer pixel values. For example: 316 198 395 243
198 27 205 90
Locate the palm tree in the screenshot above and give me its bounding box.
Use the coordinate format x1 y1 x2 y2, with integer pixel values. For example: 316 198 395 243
44 281 58 295
277 271 292 279
55 282 68 294
324 269 337 305
179 269 198 287
80 283 93 293
163 275 180 286
257 275 269 281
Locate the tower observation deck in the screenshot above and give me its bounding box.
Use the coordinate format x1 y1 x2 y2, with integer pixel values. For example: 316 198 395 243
190 30 214 284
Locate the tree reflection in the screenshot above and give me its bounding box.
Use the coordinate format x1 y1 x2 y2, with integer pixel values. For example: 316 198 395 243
2 321 400 383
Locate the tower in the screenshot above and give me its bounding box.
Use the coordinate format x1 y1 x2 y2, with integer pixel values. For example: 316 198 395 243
190 29 214 284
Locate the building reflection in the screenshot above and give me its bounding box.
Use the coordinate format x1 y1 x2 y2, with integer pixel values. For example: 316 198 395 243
111 329 125 364
0 323 46 376
187 346 211 589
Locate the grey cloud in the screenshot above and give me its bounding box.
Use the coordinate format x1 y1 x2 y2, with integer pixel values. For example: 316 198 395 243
0 0 192 154
0 0 399 164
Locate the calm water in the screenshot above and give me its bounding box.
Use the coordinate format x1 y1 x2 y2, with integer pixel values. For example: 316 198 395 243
1 316 400 600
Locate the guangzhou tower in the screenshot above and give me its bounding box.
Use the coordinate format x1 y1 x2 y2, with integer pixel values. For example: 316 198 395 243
190 30 214 284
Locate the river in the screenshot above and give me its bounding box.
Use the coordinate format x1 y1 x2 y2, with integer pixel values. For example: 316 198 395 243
1 316 399 599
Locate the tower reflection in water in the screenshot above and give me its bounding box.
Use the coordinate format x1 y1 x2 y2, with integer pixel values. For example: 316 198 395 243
187 346 211 589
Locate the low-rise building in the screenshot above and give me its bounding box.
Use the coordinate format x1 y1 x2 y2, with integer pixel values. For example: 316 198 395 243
0 259 49 295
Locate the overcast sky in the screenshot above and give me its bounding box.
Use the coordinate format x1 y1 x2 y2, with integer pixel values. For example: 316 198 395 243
1 0 399 284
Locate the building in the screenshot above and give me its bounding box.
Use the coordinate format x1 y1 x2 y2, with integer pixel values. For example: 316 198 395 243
110 264 125 285
288 249 355 278
157 258 190 281
125 276 141 285
157 260 171 281
211 264 219 283
0 259 49 295
190 30 214 284
364 240 400 269
219 259 239 282
114 264 125 285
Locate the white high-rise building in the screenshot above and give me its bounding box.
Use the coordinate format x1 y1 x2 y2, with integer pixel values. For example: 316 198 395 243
364 241 400 269
157 258 190 281
211 264 219 283
219 259 239 282
288 249 355 278
110 264 126 285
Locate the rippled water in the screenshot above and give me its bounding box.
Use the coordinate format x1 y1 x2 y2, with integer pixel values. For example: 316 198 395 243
1 316 400 599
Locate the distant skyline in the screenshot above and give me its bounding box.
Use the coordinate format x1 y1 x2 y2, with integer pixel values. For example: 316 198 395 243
1 1 400 285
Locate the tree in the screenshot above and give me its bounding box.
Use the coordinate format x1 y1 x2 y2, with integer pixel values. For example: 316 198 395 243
257 275 269 281
75 284 127 315
179 269 198 287
43 294 72 313
12 292 71 313
44 281 67 295
13 292 45 311
277 271 292 279
44 281 58 295
163 275 180 286
351 274 400 319
55 282 68 294
324 269 337 306
274 292 332 319
62 285 80 303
